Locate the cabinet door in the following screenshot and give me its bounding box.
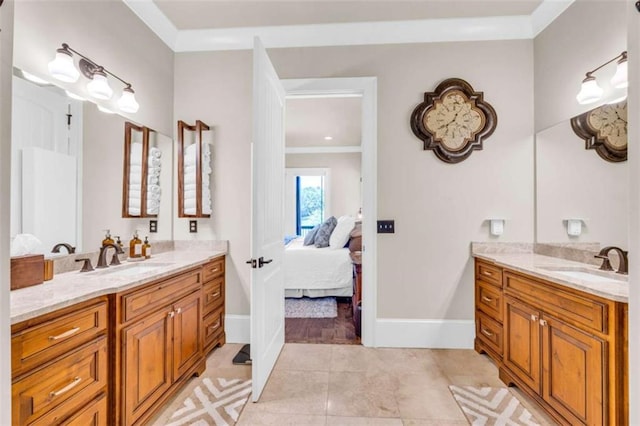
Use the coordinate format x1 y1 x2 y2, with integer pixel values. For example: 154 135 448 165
173 290 203 380
504 296 541 393
122 308 172 425
542 315 605 426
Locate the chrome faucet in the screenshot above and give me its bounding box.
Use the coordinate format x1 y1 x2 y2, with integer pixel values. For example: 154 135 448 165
595 246 628 275
97 243 124 268
51 242 76 254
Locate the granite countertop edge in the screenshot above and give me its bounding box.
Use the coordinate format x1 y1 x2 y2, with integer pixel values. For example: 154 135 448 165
10 250 227 325
472 252 628 303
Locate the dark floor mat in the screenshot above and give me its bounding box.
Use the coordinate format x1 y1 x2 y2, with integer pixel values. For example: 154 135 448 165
232 343 252 365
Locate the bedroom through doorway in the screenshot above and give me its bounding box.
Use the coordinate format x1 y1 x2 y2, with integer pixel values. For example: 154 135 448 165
283 95 363 345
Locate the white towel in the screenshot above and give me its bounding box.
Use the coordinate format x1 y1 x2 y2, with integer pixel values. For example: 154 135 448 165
147 192 160 202
147 206 159 215
148 184 161 195
129 198 140 209
147 199 160 209
148 175 159 186
129 189 141 199
129 183 142 193
184 173 197 185
184 183 196 191
184 152 210 166
148 157 161 168
183 198 197 209
185 164 212 175
149 146 162 159
129 207 141 216
184 207 196 215
148 167 161 178
130 143 142 163
184 189 197 200
130 165 142 174
129 174 141 185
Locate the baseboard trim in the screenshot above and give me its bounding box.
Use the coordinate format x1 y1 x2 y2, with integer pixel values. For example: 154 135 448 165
375 319 475 349
225 314 250 344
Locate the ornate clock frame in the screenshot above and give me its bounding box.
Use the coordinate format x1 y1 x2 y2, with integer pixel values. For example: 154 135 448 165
410 78 497 164
570 101 627 163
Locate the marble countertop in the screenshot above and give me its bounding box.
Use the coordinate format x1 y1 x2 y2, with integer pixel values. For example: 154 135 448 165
473 252 628 303
10 250 226 325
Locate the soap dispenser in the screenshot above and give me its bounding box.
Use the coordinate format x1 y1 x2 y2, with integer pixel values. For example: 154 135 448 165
142 236 151 259
102 229 114 247
129 231 143 259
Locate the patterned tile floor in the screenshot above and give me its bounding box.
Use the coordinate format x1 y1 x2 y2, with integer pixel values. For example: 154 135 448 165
152 344 556 426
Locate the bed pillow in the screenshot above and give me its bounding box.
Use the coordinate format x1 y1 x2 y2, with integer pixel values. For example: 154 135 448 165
314 216 337 248
303 225 320 246
329 215 356 249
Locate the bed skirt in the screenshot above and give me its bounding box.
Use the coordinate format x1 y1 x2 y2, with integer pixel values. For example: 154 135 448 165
285 286 353 298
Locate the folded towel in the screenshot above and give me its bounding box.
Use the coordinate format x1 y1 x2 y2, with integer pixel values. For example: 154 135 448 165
184 189 197 200
148 157 162 168
147 175 159 186
129 174 141 185
148 184 161 195
129 198 141 209
130 142 142 162
183 198 197 209
184 152 211 166
184 207 196 215
149 146 162 159
129 207 141 216
130 165 142 174
184 183 196 191
129 159 142 166
147 192 160 202
147 199 160 209
185 164 212 175
148 167 161 178
184 173 197 185
147 206 159 215
129 189 141 199
129 183 142 192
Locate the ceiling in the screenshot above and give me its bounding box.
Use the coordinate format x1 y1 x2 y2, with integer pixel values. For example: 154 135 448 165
154 1 542 30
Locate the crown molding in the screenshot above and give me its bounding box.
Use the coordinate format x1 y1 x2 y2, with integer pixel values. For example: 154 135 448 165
124 0 575 52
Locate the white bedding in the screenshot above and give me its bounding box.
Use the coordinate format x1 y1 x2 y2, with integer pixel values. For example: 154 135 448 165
284 238 353 297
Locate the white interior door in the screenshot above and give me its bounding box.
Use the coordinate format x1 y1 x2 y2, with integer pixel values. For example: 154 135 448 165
250 37 286 402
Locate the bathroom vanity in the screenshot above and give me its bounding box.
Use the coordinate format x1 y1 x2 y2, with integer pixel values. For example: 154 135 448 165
474 252 628 426
10 250 226 426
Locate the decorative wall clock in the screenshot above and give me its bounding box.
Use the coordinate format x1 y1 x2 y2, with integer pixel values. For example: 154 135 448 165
570 101 627 163
411 78 497 164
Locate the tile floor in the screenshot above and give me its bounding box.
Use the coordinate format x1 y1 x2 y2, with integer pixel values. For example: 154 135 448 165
152 343 556 426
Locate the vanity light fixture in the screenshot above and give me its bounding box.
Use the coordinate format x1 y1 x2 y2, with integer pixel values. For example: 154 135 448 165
48 43 139 113
576 51 628 105
489 219 505 236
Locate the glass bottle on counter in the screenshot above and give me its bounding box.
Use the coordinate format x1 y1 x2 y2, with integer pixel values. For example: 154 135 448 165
129 231 143 259
102 229 114 247
142 237 151 259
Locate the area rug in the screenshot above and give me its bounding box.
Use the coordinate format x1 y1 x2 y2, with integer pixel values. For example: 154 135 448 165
159 377 252 426
285 296 337 318
449 386 541 426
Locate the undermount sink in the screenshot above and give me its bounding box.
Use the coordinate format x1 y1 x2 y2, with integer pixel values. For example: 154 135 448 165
91 262 175 277
538 266 627 283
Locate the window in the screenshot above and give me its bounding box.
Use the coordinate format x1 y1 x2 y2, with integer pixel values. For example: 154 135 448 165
296 175 325 236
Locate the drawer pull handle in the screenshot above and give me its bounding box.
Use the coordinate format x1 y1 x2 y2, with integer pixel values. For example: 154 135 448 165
482 271 493 277
176 308 182 315
481 328 494 337
210 292 221 299
209 322 220 333
530 314 538 322
539 319 547 327
48 327 80 341
481 296 493 303
168 311 175 318
50 377 81 398
210 267 219 272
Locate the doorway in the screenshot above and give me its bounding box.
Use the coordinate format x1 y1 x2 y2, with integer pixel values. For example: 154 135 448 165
282 77 377 347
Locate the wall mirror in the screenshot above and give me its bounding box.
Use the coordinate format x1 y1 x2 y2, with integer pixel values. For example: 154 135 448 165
535 105 628 248
10 69 174 255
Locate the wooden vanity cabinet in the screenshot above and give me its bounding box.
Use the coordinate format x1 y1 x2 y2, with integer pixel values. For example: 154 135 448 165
474 260 504 362
11 297 109 426
202 256 226 354
113 267 205 426
474 258 628 426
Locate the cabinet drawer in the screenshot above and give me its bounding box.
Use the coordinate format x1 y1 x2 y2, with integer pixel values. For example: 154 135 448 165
476 311 503 356
204 307 225 348
12 299 107 377
13 336 108 426
476 260 502 288
203 257 225 282
203 277 224 314
32 392 107 426
504 272 607 333
476 280 503 322
122 268 201 323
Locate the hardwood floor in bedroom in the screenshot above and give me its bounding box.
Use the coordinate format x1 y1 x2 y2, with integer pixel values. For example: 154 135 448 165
285 299 360 345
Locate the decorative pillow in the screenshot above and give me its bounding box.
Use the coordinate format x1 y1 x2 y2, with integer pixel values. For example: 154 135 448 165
314 216 337 248
330 216 356 249
303 225 320 246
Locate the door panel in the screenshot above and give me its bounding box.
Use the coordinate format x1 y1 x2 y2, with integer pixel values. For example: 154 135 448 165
542 315 605 425
173 291 203 380
504 296 541 393
251 36 286 401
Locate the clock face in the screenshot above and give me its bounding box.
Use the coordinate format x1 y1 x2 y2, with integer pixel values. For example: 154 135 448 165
587 103 627 150
423 90 486 151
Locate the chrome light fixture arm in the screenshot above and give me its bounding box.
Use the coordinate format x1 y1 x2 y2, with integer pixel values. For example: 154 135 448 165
582 51 627 80
59 43 133 90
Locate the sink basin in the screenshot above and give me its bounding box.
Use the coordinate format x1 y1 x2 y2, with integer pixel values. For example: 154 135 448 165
92 262 175 277
538 266 627 283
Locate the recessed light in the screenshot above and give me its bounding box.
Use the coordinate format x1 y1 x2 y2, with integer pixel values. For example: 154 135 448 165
324 136 333 141
22 71 50 85
97 105 115 114
65 90 85 101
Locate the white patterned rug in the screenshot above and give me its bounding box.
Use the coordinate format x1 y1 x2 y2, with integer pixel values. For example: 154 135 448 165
285 297 337 318
158 377 251 426
449 386 541 426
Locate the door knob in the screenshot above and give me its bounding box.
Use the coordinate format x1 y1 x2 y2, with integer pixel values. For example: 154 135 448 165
258 257 273 268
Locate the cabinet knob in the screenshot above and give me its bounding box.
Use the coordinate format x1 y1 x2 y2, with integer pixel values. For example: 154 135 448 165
168 311 175 318
539 319 547 327
530 314 538 322
176 308 182 314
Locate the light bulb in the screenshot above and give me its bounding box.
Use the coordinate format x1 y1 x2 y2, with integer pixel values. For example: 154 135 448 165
576 76 603 105
48 49 79 83
610 57 628 89
118 87 139 113
86 70 113 100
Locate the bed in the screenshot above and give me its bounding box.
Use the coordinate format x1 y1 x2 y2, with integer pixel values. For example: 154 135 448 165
284 237 354 298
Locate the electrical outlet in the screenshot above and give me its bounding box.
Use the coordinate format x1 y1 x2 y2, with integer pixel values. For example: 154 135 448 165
189 220 198 233
149 220 158 233
377 220 395 234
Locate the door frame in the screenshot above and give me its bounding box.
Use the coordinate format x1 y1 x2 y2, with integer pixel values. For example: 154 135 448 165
282 77 378 347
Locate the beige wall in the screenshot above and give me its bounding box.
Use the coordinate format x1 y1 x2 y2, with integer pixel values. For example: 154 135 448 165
175 40 535 319
13 1 174 136
0 1 14 421
286 152 362 227
534 0 627 132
